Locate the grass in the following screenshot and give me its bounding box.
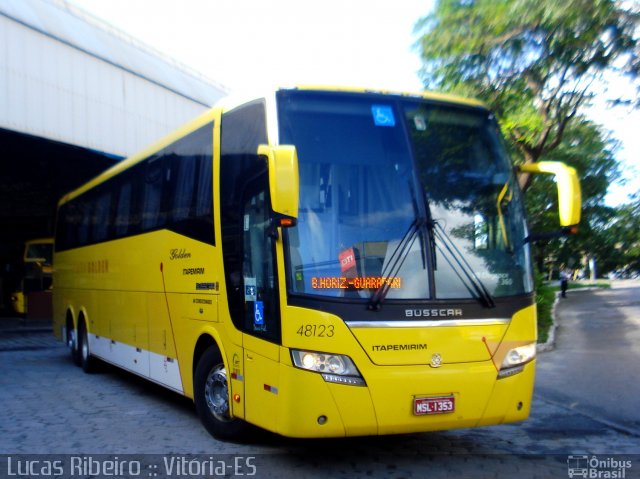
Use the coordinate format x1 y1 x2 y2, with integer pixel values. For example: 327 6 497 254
535 278 556 344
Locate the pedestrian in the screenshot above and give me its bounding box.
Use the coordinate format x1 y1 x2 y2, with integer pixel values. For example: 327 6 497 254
560 269 570 298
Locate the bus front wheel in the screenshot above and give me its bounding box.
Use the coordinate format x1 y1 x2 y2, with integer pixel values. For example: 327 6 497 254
194 346 248 440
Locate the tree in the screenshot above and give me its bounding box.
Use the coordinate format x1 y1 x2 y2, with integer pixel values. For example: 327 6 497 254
415 0 639 278
415 0 639 175
602 195 640 276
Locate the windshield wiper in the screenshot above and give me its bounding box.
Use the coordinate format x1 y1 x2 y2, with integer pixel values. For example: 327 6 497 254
433 221 496 308
368 217 426 311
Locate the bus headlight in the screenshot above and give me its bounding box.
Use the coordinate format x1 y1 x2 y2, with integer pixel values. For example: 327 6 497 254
498 343 536 379
291 350 366 386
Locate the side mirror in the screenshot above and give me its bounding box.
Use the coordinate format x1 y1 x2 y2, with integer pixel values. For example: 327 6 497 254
517 161 582 241
518 161 582 228
257 144 299 228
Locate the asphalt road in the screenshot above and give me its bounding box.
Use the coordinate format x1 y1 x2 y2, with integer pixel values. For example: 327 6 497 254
536 280 640 435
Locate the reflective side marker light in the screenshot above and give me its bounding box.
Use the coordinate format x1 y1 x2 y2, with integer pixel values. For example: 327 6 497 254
279 218 295 227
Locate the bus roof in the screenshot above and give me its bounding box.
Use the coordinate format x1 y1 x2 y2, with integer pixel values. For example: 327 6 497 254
58 86 488 206
283 85 487 109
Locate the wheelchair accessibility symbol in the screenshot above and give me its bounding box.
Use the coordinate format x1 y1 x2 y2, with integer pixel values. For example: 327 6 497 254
371 105 396 127
254 301 264 327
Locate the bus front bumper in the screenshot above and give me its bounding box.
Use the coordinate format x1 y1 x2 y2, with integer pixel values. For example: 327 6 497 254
271 359 535 438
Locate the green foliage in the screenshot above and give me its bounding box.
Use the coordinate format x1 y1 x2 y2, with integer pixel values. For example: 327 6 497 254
415 0 639 164
415 0 640 278
534 270 555 343
601 195 640 275
523 119 621 273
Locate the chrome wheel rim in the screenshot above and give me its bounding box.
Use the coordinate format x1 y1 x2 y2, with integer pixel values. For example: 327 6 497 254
67 328 75 351
204 364 232 422
81 330 89 361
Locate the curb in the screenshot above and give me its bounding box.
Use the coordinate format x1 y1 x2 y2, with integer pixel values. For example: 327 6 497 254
537 292 561 353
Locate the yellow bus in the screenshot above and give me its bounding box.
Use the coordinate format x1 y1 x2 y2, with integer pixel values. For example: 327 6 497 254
53 87 581 440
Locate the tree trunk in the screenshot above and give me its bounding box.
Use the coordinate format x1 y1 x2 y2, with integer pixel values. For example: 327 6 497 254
517 150 538 191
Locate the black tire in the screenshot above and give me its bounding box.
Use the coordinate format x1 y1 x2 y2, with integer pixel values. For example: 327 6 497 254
78 320 97 373
194 346 249 440
67 320 81 366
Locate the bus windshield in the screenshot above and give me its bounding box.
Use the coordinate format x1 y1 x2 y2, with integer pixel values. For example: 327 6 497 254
278 90 533 302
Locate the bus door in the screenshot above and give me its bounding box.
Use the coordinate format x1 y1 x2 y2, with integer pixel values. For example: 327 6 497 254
241 177 281 430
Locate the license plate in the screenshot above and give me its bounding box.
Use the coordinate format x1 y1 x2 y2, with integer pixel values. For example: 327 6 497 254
413 396 455 415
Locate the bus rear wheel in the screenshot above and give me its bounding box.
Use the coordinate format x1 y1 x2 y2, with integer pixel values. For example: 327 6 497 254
78 320 97 373
194 346 248 440
67 321 80 366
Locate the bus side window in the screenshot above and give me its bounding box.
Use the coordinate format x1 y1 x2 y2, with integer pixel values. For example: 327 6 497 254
115 181 133 237
142 156 166 231
194 150 213 223
77 200 91 247
220 100 280 343
165 123 215 245
92 190 112 243
242 187 279 341
171 152 196 223
56 203 80 251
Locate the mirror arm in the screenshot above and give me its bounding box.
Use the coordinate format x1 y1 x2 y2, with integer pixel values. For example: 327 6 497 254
267 219 280 240
525 226 579 243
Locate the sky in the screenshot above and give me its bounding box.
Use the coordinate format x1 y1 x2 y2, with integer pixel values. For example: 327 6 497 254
67 0 638 206
68 0 429 92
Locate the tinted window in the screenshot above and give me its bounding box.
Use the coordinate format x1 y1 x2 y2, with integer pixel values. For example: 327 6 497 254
91 190 112 242
277 90 532 302
219 101 279 343
55 122 215 251
142 156 165 231
77 200 91 246
115 180 133 237
172 153 196 223
166 124 214 244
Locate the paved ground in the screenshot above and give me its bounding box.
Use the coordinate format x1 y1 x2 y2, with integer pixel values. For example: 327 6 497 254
1 285 639 478
536 280 640 436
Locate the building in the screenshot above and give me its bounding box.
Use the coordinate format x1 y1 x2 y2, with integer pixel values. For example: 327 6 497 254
0 0 228 313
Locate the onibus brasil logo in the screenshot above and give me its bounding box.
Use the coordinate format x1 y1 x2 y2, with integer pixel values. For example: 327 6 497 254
567 455 632 478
